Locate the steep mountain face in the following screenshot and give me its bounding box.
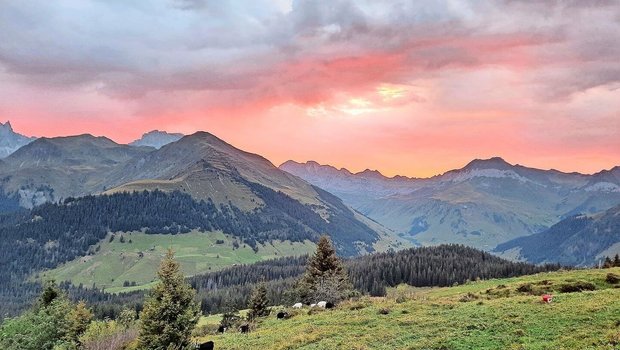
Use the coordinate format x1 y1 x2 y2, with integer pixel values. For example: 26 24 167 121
0 121 36 158
280 158 620 250
0 135 152 208
495 204 620 266
129 130 184 149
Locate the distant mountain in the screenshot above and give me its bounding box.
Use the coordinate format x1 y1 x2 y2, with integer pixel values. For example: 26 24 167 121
280 158 620 250
0 134 152 208
129 130 184 149
495 204 620 266
0 121 36 158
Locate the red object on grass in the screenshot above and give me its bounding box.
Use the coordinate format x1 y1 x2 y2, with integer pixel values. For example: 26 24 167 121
542 294 553 303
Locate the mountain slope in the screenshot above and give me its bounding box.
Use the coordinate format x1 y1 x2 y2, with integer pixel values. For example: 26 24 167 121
0 135 152 208
0 131 399 255
129 130 184 149
495 204 620 266
0 121 36 158
280 158 620 250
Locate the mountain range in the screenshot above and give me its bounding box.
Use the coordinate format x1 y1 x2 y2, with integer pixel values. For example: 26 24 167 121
0 131 402 255
0 124 617 265
280 158 620 255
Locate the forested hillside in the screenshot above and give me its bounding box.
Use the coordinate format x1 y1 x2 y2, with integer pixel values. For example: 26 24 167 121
496 204 620 265
0 187 378 317
188 244 559 314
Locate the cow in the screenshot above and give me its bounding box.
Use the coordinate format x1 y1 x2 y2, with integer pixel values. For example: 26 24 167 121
316 301 327 308
196 341 214 350
292 302 303 309
310 303 316 308
276 311 289 319
239 324 250 334
217 325 226 333
325 302 334 309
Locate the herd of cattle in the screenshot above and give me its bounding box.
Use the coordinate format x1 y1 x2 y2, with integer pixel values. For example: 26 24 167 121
195 301 335 349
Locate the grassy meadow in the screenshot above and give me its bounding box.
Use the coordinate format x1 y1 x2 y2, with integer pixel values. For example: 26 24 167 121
39 230 315 292
196 267 620 350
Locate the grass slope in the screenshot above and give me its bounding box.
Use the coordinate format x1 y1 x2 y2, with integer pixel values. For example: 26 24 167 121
199 268 620 349
40 230 315 292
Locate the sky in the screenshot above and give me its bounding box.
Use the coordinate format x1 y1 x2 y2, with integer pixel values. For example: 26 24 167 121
0 1 619 177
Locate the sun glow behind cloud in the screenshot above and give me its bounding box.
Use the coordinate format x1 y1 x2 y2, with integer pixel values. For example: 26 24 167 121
0 0 618 177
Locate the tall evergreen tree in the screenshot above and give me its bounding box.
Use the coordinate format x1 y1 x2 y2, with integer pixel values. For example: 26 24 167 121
295 235 353 304
614 254 620 267
138 249 200 350
247 282 270 320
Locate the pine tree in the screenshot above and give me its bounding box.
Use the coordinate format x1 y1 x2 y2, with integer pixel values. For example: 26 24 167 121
66 300 93 345
247 282 270 320
138 249 200 349
38 280 61 308
603 256 614 268
614 254 620 267
296 235 353 304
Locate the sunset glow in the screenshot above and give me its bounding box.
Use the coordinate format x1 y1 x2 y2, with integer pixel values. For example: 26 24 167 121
0 1 618 177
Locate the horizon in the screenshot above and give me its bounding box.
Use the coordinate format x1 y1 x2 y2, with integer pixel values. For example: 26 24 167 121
4 120 617 178
1 1 619 177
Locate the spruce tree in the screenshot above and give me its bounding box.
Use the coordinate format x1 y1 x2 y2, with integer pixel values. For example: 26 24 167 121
614 254 620 267
296 235 353 304
138 249 200 349
247 282 270 320
66 300 93 345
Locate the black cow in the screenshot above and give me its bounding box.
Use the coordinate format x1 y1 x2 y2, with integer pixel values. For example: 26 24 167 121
325 302 334 309
276 311 289 319
217 325 226 333
239 324 250 333
197 341 214 350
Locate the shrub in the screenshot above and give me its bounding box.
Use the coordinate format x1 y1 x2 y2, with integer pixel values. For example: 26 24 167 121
80 322 138 350
606 273 620 284
559 281 596 293
516 284 533 293
378 308 391 315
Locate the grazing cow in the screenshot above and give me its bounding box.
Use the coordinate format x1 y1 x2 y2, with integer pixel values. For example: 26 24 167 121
197 341 214 350
325 302 334 309
316 301 327 308
276 311 289 319
239 324 250 333
292 302 303 309
310 303 317 308
217 325 226 333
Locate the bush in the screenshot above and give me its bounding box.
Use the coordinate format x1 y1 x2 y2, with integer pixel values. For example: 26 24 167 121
559 281 596 293
516 284 532 293
606 273 620 284
80 320 138 350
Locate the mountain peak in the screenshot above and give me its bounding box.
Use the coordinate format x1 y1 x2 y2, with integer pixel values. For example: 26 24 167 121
463 157 512 170
130 130 184 149
0 121 13 131
356 168 387 179
0 121 36 158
